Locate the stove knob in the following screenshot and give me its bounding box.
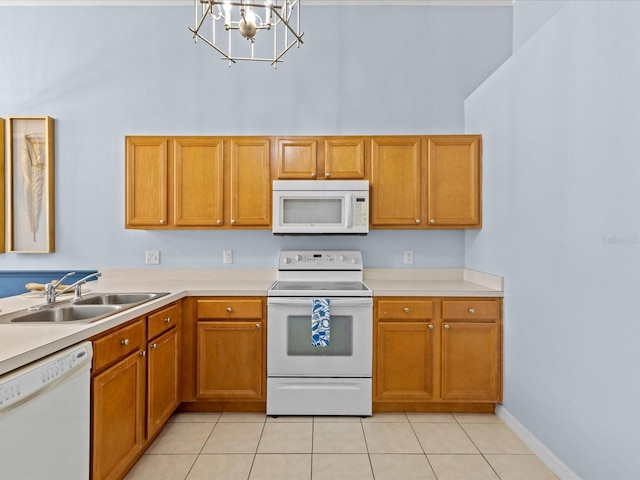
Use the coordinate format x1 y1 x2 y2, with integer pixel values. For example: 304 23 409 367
282 257 291 264
338 254 346 262
350 257 357 264
295 254 303 261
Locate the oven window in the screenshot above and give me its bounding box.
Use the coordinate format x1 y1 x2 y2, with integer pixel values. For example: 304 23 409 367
282 198 343 225
287 315 353 356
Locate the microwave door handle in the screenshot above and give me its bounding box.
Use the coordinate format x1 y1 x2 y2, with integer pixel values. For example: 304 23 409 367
345 195 353 228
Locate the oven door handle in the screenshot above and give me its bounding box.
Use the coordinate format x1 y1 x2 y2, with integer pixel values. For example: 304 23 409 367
268 297 372 307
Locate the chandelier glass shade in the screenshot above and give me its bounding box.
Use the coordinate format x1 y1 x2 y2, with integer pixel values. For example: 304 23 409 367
190 0 303 67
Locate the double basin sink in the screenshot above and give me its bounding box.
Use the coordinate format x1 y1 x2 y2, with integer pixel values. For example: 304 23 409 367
0 293 170 325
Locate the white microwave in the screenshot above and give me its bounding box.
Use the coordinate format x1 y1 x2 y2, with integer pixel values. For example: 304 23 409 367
272 180 369 235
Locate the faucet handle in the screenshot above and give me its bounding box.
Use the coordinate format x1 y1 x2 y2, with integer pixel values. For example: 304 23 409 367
53 271 76 287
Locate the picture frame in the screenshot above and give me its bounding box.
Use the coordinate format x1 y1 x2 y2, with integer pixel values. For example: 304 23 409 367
7 116 55 253
0 118 4 254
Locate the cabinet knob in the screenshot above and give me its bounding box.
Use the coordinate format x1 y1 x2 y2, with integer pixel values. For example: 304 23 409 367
121 338 130 346
226 307 232 313
150 343 158 349
231 219 236 225
140 351 146 357
428 324 434 330
159 219 166 225
256 323 262 329
415 219 421 224
430 219 435 224
310 172 316 178
403 307 410 313
164 317 172 323
217 220 222 225
325 172 331 177
468 308 475 314
444 324 450 330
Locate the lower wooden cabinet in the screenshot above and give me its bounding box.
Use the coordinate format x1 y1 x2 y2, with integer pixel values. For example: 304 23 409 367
90 302 181 480
374 297 502 411
92 347 146 480
194 298 266 401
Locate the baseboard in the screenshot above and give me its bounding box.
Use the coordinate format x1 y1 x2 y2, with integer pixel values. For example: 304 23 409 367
495 405 581 480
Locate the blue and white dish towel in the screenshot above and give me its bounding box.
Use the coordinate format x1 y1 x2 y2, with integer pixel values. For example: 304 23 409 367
312 298 330 347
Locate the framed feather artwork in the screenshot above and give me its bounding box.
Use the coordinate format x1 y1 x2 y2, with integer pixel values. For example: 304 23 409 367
7 116 55 253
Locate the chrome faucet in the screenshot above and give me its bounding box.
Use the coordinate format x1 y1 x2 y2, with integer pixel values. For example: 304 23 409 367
43 271 102 305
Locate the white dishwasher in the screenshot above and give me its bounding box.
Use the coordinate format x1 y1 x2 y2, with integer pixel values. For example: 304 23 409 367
0 342 93 480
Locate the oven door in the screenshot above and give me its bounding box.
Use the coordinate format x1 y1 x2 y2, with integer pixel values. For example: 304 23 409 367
267 297 372 377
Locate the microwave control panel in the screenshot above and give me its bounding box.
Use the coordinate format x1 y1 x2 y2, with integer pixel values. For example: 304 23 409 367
353 196 369 228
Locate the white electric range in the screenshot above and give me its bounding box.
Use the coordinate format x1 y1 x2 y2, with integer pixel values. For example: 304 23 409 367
267 250 373 416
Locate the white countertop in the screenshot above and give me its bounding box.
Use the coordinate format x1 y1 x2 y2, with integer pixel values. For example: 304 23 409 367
0 268 502 377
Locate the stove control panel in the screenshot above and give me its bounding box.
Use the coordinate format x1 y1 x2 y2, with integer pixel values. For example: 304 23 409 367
278 250 363 270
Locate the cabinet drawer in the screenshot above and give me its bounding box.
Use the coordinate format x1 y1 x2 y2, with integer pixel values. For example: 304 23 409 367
197 299 263 319
148 303 180 339
92 319 146 373
442 300 500 320
377 300 433 321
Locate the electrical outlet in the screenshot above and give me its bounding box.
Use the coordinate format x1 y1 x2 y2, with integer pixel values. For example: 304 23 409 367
403 251 414 265
223 250 233 264
145 250 160 265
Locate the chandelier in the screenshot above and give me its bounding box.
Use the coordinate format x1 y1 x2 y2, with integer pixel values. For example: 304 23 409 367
189 1 303 67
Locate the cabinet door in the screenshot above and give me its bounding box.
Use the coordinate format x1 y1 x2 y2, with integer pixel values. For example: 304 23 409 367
173 138 224 226
426 136 481 227
375 322 435 401
147 326 181 439
229 138 271 227
324 137 366 179
125 137 168 227
440 321 500 401
196 321 264 400
92 351 146 480
276 138 318 179
370 137 422 226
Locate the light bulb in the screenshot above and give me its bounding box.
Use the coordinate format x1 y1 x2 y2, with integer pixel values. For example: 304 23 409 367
239 6 258 41
223 2 231 28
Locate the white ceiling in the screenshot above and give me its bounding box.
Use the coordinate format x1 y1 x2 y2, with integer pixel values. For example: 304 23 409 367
0 0 514 6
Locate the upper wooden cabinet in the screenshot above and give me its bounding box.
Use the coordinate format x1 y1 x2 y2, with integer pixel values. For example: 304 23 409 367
370 137 422 226
229 137 271 227
125 136 270 229
370 135 481 229
427 136 481 227
275 136 366 179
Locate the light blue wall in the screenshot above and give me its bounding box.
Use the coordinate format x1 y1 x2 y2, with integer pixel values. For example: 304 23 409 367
465 2 640 478
0 5 512 270
512 0 568 52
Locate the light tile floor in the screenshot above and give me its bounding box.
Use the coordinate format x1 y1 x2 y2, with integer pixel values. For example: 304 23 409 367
124 412 559 480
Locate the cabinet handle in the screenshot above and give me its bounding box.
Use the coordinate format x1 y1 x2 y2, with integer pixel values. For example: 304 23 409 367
159 219 166 225
226 307 232 313
428 324 434 330
164 317 172 323
256 323 261 329
216 220 222 225
121 338 130 346
325 172 331 178
140 351 146 357
311 172 316 178
403 307 410 313
415 219 421 224
468 308 475 314
231 219 236 225
150 343 158 349
429 219 435 224
444 324 450 329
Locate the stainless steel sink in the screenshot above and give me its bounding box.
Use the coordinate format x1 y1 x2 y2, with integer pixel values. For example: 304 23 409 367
73 293 168 306
0 292 170 325
6 305 122 324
